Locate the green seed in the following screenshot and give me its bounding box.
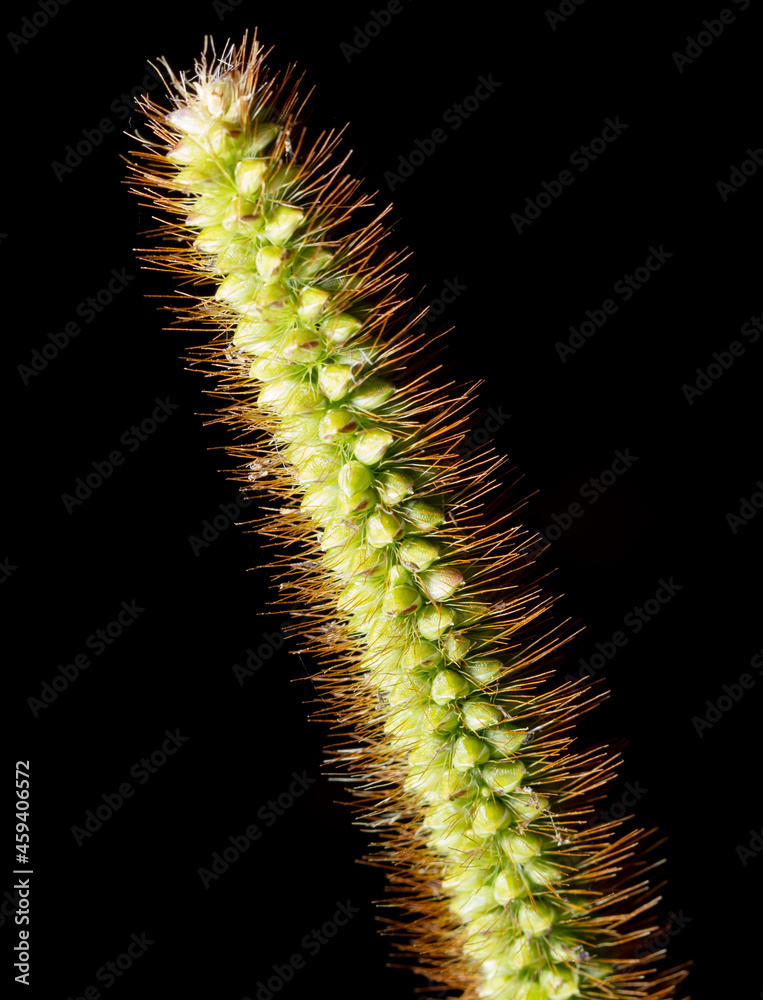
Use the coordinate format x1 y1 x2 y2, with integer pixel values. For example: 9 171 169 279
417 603 456 640
318 364 355 401
451 734 491 771
462 701 504 731
318 408 358 442
323 312 361 345
353 428 393 465
383 585 422 616
398 537 440 571
431 669 471 705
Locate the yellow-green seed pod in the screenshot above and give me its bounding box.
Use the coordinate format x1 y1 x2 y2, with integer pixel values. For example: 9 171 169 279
376 469 415 505
366 511 404 547
348 547 385 578
420 567 464 602
462 700 504 731
481 761 526 792
482 726 526 756
387 673 429 708
319 364 355 401
301 479 339 518
383 584 422 617
167 136 205 164
471 799 511 837
499 830 542 862
399 537 440 571
298 286 330 323
323 312 361 345
449 885 499 920
235 157 268 197
431 669 471 705
294 249 334 280
418 703 460 733
320 517 357 550
215 243 254 273
166 106 208 134
281 328 321 363
247 121 280 153
256 245 287 280
297 449 341 484
222 196 260 233
510 791 550 822
461 912 506 962
264 205 305 243
350 377 395 410
337 487 376 517
215 270 260 307
276 411 323 443
524 858 565 885
353 428 393 465
194 224 230 254
403 500 445 533
408 734 448 767
517 900 555 937
492 868 524 905
338 461 373 497
539 968 580 1000
444 633 472 661
232 318 274 355
439 767 472 799
249 354 292 381
259 378 322 415
463 659 503 686
318 408 358 443
452 734 491 771
400 638 441 671
417 603 456 640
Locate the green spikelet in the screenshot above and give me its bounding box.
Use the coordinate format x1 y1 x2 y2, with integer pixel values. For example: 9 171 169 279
126 33 690 1000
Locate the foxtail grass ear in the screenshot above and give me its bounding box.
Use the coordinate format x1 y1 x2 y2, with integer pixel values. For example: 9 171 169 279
126 32 690 1000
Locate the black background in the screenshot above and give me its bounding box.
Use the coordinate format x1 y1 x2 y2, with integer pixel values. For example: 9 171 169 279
4 1 763 998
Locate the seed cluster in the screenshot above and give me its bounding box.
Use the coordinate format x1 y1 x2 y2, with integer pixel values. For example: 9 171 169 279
128 36 688 1000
